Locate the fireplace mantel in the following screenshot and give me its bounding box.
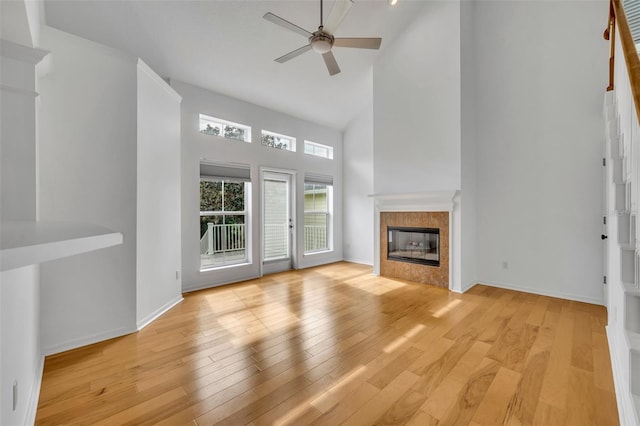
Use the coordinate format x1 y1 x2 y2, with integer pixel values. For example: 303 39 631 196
370 190 458 290
369 190 456 212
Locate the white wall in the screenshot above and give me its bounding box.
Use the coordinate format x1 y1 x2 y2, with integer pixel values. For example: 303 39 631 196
172 80 343 292
38 26 138 353
136 60 183 329
473 1 608 304
343 102 374 265
372 1 461 195
1 266 42 426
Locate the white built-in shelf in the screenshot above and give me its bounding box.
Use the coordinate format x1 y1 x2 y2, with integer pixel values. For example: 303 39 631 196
1 221 123 272
621 249 636 284
627 330 640 351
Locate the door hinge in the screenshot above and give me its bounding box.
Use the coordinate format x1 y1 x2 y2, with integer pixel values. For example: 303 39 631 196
604 216 607 225
603 158 606 166
604 275 607 284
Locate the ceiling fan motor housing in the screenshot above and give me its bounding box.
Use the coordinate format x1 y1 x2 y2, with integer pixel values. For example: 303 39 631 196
310 31 334 54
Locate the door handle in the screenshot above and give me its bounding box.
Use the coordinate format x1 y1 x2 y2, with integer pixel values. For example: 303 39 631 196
601 234 608 240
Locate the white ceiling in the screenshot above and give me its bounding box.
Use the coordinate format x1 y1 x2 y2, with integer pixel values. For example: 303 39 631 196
43 0 427 130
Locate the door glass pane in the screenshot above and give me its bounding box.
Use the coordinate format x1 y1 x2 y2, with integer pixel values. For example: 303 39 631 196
264 179 289 260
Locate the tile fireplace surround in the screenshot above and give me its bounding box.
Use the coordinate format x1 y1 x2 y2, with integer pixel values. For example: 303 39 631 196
371 191 456 290
380 211 449 288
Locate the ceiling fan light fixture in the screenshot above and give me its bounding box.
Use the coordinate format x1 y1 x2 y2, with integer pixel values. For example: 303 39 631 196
264 0 381 76
310 34 333 54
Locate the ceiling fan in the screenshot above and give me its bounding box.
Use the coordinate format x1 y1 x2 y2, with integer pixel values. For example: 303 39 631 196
263 0 382 76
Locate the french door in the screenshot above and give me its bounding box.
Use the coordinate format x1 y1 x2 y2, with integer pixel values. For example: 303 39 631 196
262 170 295 274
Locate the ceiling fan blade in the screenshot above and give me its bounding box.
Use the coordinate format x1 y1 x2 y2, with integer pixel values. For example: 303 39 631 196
333 37 382 49
263 12 313 38
323 0 354 34
275 44 312 63
322 51 341 76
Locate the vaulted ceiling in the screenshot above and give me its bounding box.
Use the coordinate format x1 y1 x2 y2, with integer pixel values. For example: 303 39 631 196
43 0 428 129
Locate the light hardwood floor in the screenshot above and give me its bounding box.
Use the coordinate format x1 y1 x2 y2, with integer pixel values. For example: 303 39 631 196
36 262 619 425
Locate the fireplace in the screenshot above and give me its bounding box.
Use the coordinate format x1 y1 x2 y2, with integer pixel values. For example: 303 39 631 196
379 210 449 288
387 227 440 267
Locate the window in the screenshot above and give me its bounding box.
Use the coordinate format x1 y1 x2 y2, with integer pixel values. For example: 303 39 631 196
199 114 251 142
304 140 333 159
261 130 296 152
304 174 333 253
200 163 251 269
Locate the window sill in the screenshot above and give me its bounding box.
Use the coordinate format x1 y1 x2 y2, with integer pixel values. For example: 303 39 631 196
304 249 333 256
199 261 251 273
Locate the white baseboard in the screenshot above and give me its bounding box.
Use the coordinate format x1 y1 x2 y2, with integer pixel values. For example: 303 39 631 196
42 325 136 356
137 295 183 331
606 326 639 426
25 355 44 426
460 280 477 293
477 279 604 305
343 257 374 266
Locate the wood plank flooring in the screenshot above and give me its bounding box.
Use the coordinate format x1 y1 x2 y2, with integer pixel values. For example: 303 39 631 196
35 262 619 425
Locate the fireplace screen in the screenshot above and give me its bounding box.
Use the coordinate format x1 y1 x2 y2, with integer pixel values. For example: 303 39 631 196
387 227 440 267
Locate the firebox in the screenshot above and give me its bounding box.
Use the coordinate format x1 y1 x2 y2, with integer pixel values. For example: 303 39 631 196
387 226 440 267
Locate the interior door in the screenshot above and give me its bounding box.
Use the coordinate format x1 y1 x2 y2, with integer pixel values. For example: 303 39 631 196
262 171 294 274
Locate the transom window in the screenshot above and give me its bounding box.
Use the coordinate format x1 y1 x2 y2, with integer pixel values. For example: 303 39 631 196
304 140 333 159
199 114 251 143
261 130 296 152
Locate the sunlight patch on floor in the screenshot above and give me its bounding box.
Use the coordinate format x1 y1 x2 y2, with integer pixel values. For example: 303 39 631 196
345 275 407 295
203 288 301 346
432 299 462 318
273 365 368 425
383 323 426 354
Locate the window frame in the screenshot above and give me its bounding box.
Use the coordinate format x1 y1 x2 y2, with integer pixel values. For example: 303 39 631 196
199 113 252 143
199 178 250 270
303 182 333 254
304 140 334 160
261 129 297 152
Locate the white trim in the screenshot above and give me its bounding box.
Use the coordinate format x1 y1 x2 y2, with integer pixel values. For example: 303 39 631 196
42 325 136 356
137 59 182 103
460 280 477 293
369 190 457 207
24 355 44 426
477 279 604 306
607 326 640 426
137 295 183 331
342 258 374 266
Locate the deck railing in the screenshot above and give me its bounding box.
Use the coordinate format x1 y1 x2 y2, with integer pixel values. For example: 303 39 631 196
200 223 246 255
